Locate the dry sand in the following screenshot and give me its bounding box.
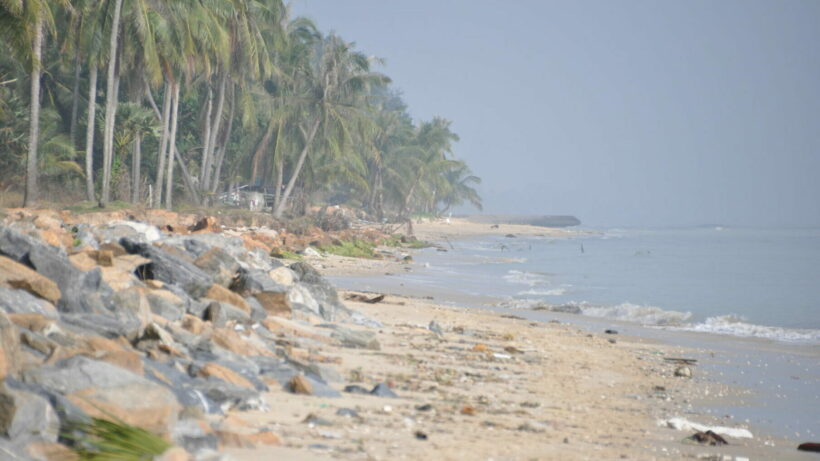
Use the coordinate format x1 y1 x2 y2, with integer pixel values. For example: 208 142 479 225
223 292 806 460
222 219 810 460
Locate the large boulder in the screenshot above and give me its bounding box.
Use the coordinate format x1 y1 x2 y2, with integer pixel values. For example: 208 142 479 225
22 356 180 434
0 384 59 444
230 269 290 318
120 238 213 298
289 262 350 321
0 312 22 380
0 257 61 304
0 287 57 319
193 248 240 288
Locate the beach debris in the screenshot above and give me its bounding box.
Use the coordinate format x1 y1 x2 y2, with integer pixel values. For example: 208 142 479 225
415 404 433 412
520 401 540 408
330 327 380 350
608 338 617 344
517 421 548 433
674 366 693 378
472 343 489 352
336 408 360 418
302 247 322 257
504 345 524 354
343 385 370 395
688 430 728 446
460 406 476 416
414 430 428 440
303 413 333 427
344 293 386 304
490 224 499 229
664 357 698 365
370 383 398 398
505 234 516 238
428 320 444 336
604 329 618 335
658 418 753 439
798 442 820 452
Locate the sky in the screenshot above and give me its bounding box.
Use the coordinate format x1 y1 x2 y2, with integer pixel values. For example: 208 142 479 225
292 0 820 227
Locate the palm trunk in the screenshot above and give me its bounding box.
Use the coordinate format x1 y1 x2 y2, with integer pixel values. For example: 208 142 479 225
164 81 180 209
273 117 320 218
69 50 81 149
152 83 171 207
209 86 235 195
251 119 276 183
84 65 98 201
199 84 213 191
202 71 227 194
23 15 44 207
131 132 141 203
100 0 124 206
272 120 284 210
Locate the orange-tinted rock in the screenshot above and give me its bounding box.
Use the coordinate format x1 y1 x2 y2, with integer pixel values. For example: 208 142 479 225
253 292 291 318
196 363 254 389
180 315 205 335
189 216 219 233
288 375 313 395
153 446 189 461
8 314 57 335
25 441 79 461
210 329 273 357
472 344 489 352
216 430 255 449
205 284 250 313
67 383 180 436
247 431 281 446
0 311 21 379
95 349 144 375
0 256 61 303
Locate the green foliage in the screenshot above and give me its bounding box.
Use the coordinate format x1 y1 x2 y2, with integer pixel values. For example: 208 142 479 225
318 239 378 259
271 249 303 261
65 417 171 461
381 234 429 249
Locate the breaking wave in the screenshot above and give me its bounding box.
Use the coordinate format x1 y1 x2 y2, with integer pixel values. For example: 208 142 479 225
680 315 820 343
519 287 568 296
503 269 551 287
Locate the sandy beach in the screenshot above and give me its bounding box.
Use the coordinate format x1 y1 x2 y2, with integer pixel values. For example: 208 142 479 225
218 220 811 460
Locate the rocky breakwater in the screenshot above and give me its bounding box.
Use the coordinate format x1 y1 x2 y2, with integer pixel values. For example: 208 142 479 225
0 211 381 460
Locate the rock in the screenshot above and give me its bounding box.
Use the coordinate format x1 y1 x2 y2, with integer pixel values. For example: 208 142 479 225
414 430 428 440
146 289 186 321
370 383 398 398
302 247 321 257
0 256 61 304
605 329 618 335
517 421 548 433
689 430 728 446
99 221 162 243
0 287 57 318
286 284 322 319
267 267 296 287
415 404 433 411
230 270 290 317
330 327 380 350
303 413 333 427
189 216 219 233
22 356 180 434
674 366 693 378
0 311 22 379
336 408 359 418
155 446 191 461
428 320 443 336
205 285 250 313
0 385 60 443
288 375 313 395
288 262 350 321
193 248 240 288
59 312 140 340
171 418 219 454
121 238 213 298
109 286 153 329
25 441 79 461
203 301 250 327
195 363 255 390
343 385 370 395
195 380 265 412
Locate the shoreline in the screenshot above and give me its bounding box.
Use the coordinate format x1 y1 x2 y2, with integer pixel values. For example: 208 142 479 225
306 219 818 459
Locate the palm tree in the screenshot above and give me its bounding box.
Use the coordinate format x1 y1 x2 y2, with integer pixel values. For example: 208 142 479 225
99 0 124 206
0 0 72 206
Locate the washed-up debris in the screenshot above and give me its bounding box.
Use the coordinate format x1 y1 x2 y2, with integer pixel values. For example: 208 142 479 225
604 329 618 335
460 406 476 416
303 413 333 427
658 418 753 439
415 404 433 412
344 293 386 304
370 383 398 398
414 430 428 440
664 357 698 365
504 346 524 354
798 442 820 452
343 385 370 395
428 320 444 336
674 366 693 378
336 408 359 418
689 430 728 445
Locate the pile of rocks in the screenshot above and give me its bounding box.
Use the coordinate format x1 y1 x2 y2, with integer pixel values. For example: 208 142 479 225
0 210 380 460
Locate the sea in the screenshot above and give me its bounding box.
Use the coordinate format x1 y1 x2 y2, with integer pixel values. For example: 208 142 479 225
330 226 820 440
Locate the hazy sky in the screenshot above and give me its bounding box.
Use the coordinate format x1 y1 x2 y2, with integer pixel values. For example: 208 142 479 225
293 0 820 227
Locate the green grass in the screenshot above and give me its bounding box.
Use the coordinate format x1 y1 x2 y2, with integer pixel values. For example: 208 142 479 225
271 249 303 261
65 417 171 460
318 239 379 259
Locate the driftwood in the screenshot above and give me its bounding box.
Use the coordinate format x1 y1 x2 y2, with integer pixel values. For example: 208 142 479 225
345 293 386 304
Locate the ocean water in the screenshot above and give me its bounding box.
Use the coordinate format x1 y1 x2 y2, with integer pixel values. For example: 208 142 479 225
386 227 820 343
